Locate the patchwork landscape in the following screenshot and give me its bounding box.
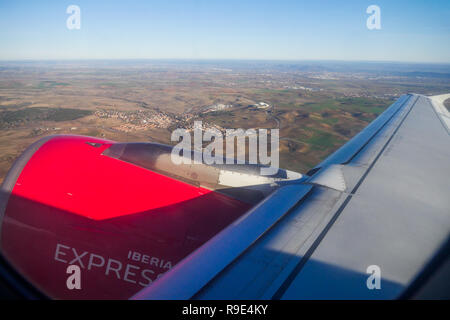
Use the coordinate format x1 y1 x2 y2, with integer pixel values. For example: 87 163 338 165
1 60 450 182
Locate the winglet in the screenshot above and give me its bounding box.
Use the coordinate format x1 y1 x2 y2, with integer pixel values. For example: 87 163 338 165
306 164 347 192
429 93 450 132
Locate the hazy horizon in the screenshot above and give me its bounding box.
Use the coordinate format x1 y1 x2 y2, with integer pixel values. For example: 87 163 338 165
1 58 450 64
1 0 449 63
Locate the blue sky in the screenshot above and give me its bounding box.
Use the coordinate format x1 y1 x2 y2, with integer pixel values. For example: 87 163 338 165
0 0 449 62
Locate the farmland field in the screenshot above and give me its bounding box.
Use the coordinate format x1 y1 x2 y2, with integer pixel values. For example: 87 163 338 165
1 60 450 181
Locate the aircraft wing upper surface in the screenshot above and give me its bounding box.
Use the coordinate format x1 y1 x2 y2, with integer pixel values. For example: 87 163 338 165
133 93 450 300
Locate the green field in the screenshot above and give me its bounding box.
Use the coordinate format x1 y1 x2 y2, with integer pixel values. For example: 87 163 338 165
0 107 92 129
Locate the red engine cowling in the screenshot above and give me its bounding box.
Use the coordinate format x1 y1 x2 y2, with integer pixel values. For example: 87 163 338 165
0 135 250 299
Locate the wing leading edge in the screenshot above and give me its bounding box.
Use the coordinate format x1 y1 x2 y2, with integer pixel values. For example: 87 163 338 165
133 93 450 300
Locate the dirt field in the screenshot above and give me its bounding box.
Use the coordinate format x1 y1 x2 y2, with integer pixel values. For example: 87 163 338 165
1 61 449 182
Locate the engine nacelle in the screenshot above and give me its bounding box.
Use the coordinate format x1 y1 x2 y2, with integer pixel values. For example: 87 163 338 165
0 135 251 299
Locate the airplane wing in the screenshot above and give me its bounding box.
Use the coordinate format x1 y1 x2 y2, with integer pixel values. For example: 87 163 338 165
0 93 449 299
132 93 450 300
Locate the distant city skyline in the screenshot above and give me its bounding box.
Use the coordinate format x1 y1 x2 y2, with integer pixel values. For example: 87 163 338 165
0 0 449 63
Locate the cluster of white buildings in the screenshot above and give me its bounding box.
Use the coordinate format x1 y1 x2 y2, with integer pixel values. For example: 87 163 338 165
251 102 271 109
94 109 174 129
202 104 233 113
